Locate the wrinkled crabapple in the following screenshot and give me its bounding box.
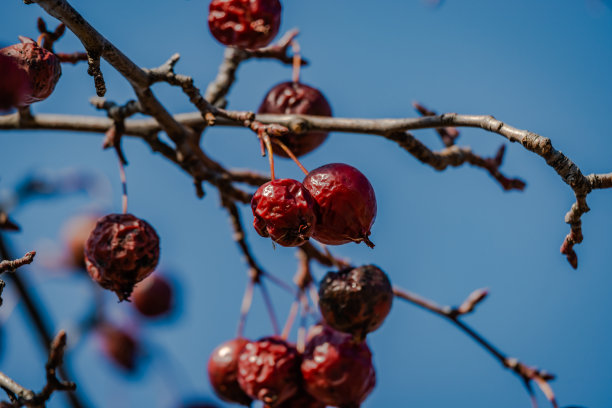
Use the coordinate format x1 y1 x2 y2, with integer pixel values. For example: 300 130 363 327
0 54 31 111
208 0 281 49
98 324 139 372
208 338 252 406
301 325 376 408
251 178 317 247
258 81 333 158
302 163 377 247
131 274 174 318
0 37 61 105
84 213 160 301
319 264 393 339
237 337 301 406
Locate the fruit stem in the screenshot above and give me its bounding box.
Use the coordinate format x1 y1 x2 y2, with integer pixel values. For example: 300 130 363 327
291 40 301 83
259 280 280 336
117 153 128 214
272 139 309 175
362 235 375 249
262 132 276 181
236 279 255 338
281 299 299 340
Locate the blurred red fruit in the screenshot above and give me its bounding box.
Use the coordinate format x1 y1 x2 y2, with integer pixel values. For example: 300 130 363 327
0 54 31 111
131 274 174 318
84 213 160 301
208 0 281 49
0 36 61 105
61 213 99 270
98 324 139 372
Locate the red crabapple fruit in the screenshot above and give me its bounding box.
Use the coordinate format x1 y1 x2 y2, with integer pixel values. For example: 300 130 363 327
302 163 377 247
251 178 317 247
0 37 61 105
301 325 376 408
98 324 139 372
208 0 281 49
318 264 393 339
84 213 160 301
258 81 332 158
237 337 301 406
208 338 252 406
131 274 174 318
0 54 31 111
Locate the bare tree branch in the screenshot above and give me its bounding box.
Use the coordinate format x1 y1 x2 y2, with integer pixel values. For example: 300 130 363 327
0 331 76 407
0 251 35 274
393 286 558 408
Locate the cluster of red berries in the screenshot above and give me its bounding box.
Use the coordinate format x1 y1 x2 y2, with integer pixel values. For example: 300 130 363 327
208 265 393 407
0 36 61 110
252 163 377 248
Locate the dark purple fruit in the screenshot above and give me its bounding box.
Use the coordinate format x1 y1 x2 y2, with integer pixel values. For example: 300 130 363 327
258 82 332 158
208 338 252 406
319 264 393 339
131 274 173 318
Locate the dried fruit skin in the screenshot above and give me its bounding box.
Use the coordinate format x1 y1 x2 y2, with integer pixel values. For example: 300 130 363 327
251 178 317 247
84 213 160 301
266 388 325 408
0 54 31 111
258 82 332 158
237 337 301 406
301 325 376 407
131 274 173 318
302 163 377 247
0 37 61 105
208 0 281 49
208 338 252 406
99 325 139 372
319 265 393 339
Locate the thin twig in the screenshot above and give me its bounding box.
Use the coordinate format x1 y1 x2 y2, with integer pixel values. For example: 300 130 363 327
0 251 36 274
393 285 557 408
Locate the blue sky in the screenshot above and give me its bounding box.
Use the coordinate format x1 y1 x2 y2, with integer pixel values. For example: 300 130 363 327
1 1 612 407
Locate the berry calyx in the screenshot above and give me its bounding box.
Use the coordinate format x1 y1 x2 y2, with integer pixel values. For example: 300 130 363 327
251 178 317 247
237 337 301 406
301 325 376 408
0 37 61 106
0 54 31 111
302 163 377 247
98 324 139 372
208 338 253 406
319 264 393 339
131 274 174 318
208 0 281 49
84 213 160 301
258 82 332 158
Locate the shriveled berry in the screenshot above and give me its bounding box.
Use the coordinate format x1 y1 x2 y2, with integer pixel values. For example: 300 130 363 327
303 163 376 247
131 274 174 318
61 213 99 270
251 178 317 247
237 337 301 406
303 163 377 247
0 37 61 105
208 338 252 406
0 54 31 111
98 324 139 372
319 265 393 339
258 82 332 158
301 325 376 407
84 213 160 301
266 388 325 408
208 0 281 49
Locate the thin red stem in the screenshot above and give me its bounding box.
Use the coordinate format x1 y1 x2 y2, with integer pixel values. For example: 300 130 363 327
263 133 276 181
259 280 280 336
117 155 128 214
281 299 299 340
237 280 255 338
272 139 309 175
291 40 301 83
